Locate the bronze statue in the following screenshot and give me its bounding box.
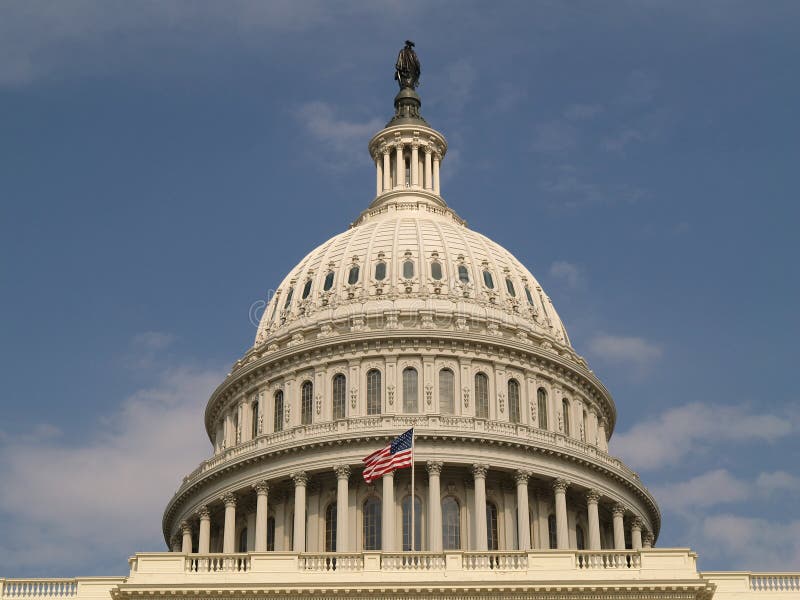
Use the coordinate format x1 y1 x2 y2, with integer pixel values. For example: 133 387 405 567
395 40 420 89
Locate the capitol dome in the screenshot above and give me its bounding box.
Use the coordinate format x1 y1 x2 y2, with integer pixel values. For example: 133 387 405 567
162 44 660 563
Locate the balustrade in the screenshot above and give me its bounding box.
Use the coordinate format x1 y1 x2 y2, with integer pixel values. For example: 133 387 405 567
750 574 800 592
382 553 446 570
576 550 641 569
185 555 250 573
298 554 364 572
462 552 528 570
1 581 77 598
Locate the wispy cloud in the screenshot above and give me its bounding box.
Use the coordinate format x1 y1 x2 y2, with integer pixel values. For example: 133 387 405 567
564 103 604 120
549 260 583 289
700 514 800 570
0 336 223 575
530 121 579 155
612 403 794 471
295 101 382 170
619 68 660 106
538 165 648 210
586 332 662 378
652 469 750 512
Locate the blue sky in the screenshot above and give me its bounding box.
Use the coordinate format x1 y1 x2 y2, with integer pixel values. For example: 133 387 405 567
1 0 798 577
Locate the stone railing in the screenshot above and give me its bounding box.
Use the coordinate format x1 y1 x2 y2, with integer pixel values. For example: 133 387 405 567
298 553 364 572
462 551 527 570
749 574 800 592
185 555 251 573
576 550 641 569
178 414 637 492
0 580 77 598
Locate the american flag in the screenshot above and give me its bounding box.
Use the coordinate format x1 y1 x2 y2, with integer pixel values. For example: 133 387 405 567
362 428 414 484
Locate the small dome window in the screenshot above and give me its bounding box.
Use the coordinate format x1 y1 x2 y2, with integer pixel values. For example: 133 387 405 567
525 286 535 305
431 261 443 280
323 272 335 291
283 287 294 309
301 279 313 299
403 260 415 279
505 277 516 297
458 265 470 283
348 265 360 285
483 270 494 289
375 262 386 281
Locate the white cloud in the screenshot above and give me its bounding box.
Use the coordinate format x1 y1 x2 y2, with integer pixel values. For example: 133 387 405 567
700 515 800 570
549 260 583 289
756 470 800 493
586 333 662 377
538 164 648 210
612 403 794 471
294 101 382 170
0 363 222 574
652 469 750 512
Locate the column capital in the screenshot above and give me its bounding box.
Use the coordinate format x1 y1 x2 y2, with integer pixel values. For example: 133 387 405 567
292 471 308 487
252 480 270 495
631 516 644 531
426 460 443 476
514 470 531 485
643 531 654 547
334 464 351 480
472 463 489 479
180 520 192 535
552 478 570 493
222 493 237 508
196 505 210 520
586 489 601 504
612 502 627 517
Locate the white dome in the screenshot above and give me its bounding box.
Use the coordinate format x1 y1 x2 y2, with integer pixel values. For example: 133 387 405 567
255 203 572 353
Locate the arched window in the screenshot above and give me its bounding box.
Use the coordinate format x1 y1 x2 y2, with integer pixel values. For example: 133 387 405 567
403 259 415 279
458 264 470 283
274 390 284 433
266 516 275 551
301 381 313 425
483 270 494 289
439 368 454 414
576 524 586 550
537 388 548 430
252 398 260 438
548 514 558 549
375 261 386 281
525 286 535 306
403 367 418 412
442 497 461 550
402 495 422 551
325 503 337 552
238 527 248 553
505 277 516 297
323 271 335 291
486 503 499 550
363 498 382 550
562 398 571 436
431 261 443 280
508 379 521 424
332 374 346 420
301 279 313 299
475 372 489 419
348 265 360 285
366 369 381 415
283 287 294 309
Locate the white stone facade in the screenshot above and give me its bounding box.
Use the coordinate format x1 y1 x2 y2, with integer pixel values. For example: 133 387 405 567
2 50 797 600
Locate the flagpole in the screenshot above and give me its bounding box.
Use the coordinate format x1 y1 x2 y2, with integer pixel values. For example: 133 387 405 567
410 428 415 552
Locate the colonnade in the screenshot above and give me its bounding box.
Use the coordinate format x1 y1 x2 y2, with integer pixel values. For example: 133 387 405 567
176 462 653 554
374 141 442 196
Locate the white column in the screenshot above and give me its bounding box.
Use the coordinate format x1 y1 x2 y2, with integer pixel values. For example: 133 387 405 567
424 147 432 190
292 472 308 552
515 470 531 550
180 520 192 554
427 461 443 552
375 155 383 196
224 411 234 448
334 465 351 552
586 489 602 550
612 503 626 550
643 531 654 549
597 418 608 452
382 471 395 551
553 479 569 549
411 144 419 188
631 516 643 550
254 481 269 552
241 401 253 442
222 493 237 553
433 153 441 195
395 143 404 188
473 464 488 551
382 150 391 191
197 506 211 553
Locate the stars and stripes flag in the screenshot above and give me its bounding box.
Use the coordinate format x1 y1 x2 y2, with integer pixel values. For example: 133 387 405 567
362 428 414 484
